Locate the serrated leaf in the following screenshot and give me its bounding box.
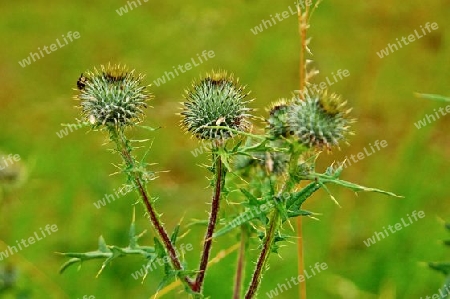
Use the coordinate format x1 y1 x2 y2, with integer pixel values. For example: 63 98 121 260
154 237 166 258
309 172 401 198
213 210 257 238
170 224 180 245
157 271 177 292
231 140 243 153
286 182 321 210
98 236 110 253
240 188 259 206
59 258 81 274
429 262 450 276
287 209 313 218
327 178 401 197
129 210 137 249
96 246 123 277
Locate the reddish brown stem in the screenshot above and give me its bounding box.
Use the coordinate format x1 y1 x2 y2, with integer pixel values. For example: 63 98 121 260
114 129 195 290
193 155 224 292
244 210 280 299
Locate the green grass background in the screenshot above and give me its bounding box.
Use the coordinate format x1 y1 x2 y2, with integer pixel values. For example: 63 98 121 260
1 0 449 298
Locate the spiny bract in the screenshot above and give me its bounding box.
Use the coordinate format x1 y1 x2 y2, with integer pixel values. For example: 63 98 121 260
289 89 354 149
266 99 292 138
75 64 151 128
180 70 252 140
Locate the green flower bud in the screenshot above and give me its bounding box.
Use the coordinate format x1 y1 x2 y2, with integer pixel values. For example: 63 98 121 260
266 99 292 138
75 64 151 128
289 89 354 149
180 70 253 140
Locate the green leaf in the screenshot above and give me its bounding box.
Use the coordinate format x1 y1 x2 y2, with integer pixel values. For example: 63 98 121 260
98 236 110 253
96 246 123 277
429 262 450 276
138 125 160 131
129 210 137 249
308 172 401 198
286 182 321 210
59 258 82 274
416 93 450 103
170 224 180 245
287 209 314 218
326 178 401 197
154 237 166 258
157 271 177 291
240 188 259 206
213 210 257 238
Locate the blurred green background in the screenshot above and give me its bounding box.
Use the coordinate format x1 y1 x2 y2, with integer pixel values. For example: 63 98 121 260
1 0 449 298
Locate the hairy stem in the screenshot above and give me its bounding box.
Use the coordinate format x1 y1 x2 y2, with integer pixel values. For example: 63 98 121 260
193 153 225 292
233 226 247 299
297 3 310 298
111 128 195 289
297 4 308 98
244 210 280 299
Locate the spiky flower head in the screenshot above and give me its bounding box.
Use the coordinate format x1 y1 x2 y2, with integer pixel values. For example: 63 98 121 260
266 99 292 138
289 89 354 149
181 70 252 140
75 64 151 128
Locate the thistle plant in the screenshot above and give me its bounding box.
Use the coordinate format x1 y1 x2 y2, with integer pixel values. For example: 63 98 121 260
180 70 253 292
59 6 400 299
60 64 198 293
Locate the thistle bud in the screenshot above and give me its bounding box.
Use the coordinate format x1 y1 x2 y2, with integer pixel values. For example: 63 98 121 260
289 89 354 149
75 64 151 128
180 70 252 140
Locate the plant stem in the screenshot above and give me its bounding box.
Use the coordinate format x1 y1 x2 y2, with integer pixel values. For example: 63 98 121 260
233 226 247 299
297 217 306 299
297 3 310 298
193 152 225 292
111 128 195 289
244 210 280 299
297 3 308 98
